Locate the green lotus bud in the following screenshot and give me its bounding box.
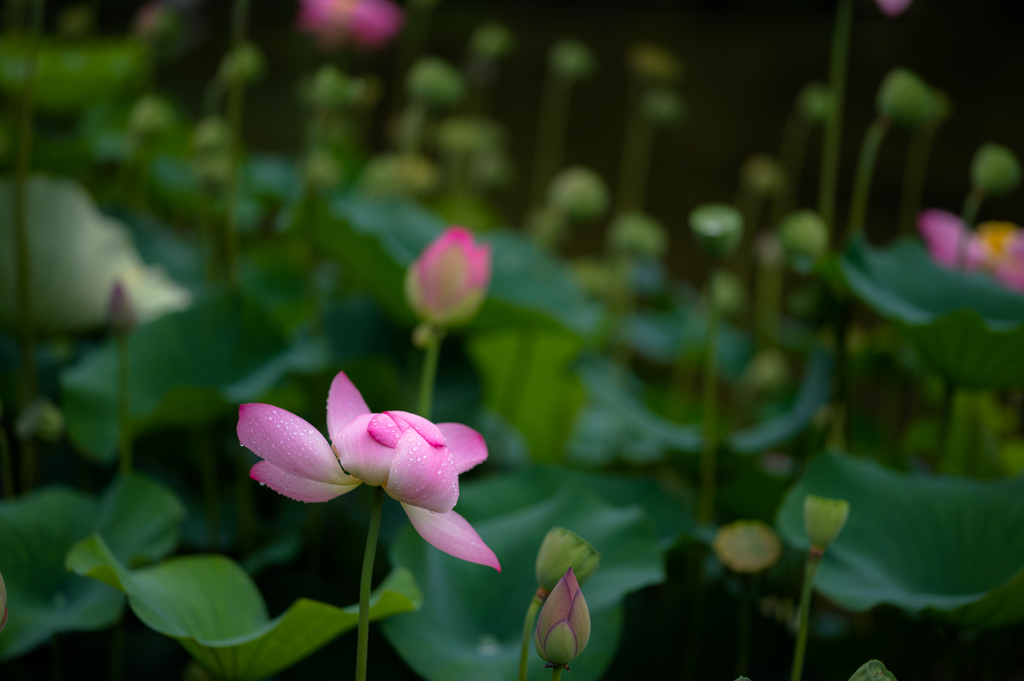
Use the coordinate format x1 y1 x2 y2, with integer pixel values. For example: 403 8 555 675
360 153 438 197
875 67 936 129
535 527 601 593
304 150 343 191
779 209 830 261
848 660 897 681
218 42 264 86
534 568 591 667
469 22 513 60
796 81 830 124
742 348 790 395
712 520 782 574
710 270 746 318
193 117 230 156
15 397 66 444
128 94 173 142
309 65 350 110
547 167 609 221
970 143 1021 198
549 39 595 81
803 494 850 552
407 57 466 108
689 203 743 258
740 155 786 199
640 87 686 126
469 148 513 190
608 212 667 259
627 43 682 83
435 116 503 156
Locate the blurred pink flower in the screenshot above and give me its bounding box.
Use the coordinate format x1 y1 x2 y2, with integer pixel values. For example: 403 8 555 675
133 1 168 41
238 371 499 570
918 209 1024 292
405 227 492 327
874 0 913 17
297 0 404 51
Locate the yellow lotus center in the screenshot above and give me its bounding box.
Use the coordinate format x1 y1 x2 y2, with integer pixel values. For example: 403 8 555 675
977 221 1019 262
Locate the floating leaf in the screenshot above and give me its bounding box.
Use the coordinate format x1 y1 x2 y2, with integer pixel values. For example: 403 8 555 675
777 452 1024 628
382 468 667 681
841 236 1024 389
0 475 183 660
67 534 422 681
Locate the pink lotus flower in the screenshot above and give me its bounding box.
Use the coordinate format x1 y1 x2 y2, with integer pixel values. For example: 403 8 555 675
875 0 912 17
405 227 492 327
297 0 404 51
918 209 1024 292
238 371 500 570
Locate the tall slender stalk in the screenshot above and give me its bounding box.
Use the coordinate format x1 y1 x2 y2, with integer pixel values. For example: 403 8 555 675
817 0 854 234
417 331 443 420
529 71 571 213
698 280 721 526
897 126 937 235
518 593 545 681
616 112 653 212
13 0 44 492
756 256 782 348
223 0 251 288
117 333 132 476
846 117 889 238
355 485 385 681
777 112 812 221
551 666 563 681
790 552 822 681
956 186 985 268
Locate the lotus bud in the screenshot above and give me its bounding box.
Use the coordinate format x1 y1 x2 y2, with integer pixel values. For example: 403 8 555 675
360 153 438 197
309 65 350 110
797 81 830 124
627 43 681 83
407 57 465 108
640 87 686 126
15 397 66 444
192 117 232 188
549 39 595 81
404 227 492 327
547 167 609 222
469 21 513 60
849 660 897 681
755 230 785 269
608 212 668 259
0 569 6 633
304 150 343 191
780 209 830 262
218 42 265 86
712 519 783 574
534 568 591 668
741 155 786 199
803 494 850 552
710 270 746 318
741 348 790 395
689 203 743 259
436 116 502 156
875 68 936 129
108 280 137 334
970 143 1022 198
535 527 602 593
128 94 174 144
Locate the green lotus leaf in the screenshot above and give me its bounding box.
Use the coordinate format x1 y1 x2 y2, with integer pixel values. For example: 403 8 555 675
841 235 1024 389
67 534 421 681
0 475 184 660
777 452 1024 628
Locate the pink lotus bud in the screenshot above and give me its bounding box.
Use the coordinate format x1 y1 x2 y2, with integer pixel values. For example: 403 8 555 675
534 567 591 668
297 0 404 51
874 0 912 17
404 227 492 327
108 280 137 334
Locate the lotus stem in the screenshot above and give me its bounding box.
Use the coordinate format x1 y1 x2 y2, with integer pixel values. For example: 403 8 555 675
776 111 812 222
518 593 545 681
117 333 132 476
817 0 854 233
355 485 386 681
417 329 443 420
223 0 251 289
615 111 654 212
14 0 44 492
790 551 822 681
529 71 572 213
956 186 984 268
898 126 937 235
846 117 890 239
756 256 782 348
697 274 721 526
551 667 563 681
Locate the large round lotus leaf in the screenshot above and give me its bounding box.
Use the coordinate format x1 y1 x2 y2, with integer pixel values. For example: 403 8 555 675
841 235 1024 389
0 38 143 115
0 475 184 660
382 469 667 681
776 452 1024 628
67 535 422 681
0 176 191 335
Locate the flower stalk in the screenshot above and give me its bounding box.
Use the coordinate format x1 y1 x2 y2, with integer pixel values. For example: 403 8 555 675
518 591 546 681
117 332 132 476
846 117 890 238
355 485 385 681
817 0 854 233
790 550 822 681
898 126 938 234
698 276 721 526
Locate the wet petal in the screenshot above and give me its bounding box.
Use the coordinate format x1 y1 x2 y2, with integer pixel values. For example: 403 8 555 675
326 371 371 444
250 461 359 503
383 410 445 446
367 412 404 448
437 423 488 474
336 413 395 486
401 503 500 571
237 403 350 485
385 428 459 513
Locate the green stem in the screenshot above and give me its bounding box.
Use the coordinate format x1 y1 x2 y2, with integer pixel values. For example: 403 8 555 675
790 553 822 681
529 71 571 213
417 330 443 420
117 333 132 476
817 0 854 233
776 112 812 221
756 257 782 348
551 667 563 681
518 595 545 681
355 485 385 681
826 311 850 451
14 0 44 493
615 110 654 212
223 0 251 289
897 126 937 235
957 186 984 268
846 117 889 239
698 277 720 526
399 99 428 156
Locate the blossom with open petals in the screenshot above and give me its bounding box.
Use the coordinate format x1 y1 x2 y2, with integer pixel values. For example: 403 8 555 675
918 209 1024 292
297 0 404 51
238 371 499 570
